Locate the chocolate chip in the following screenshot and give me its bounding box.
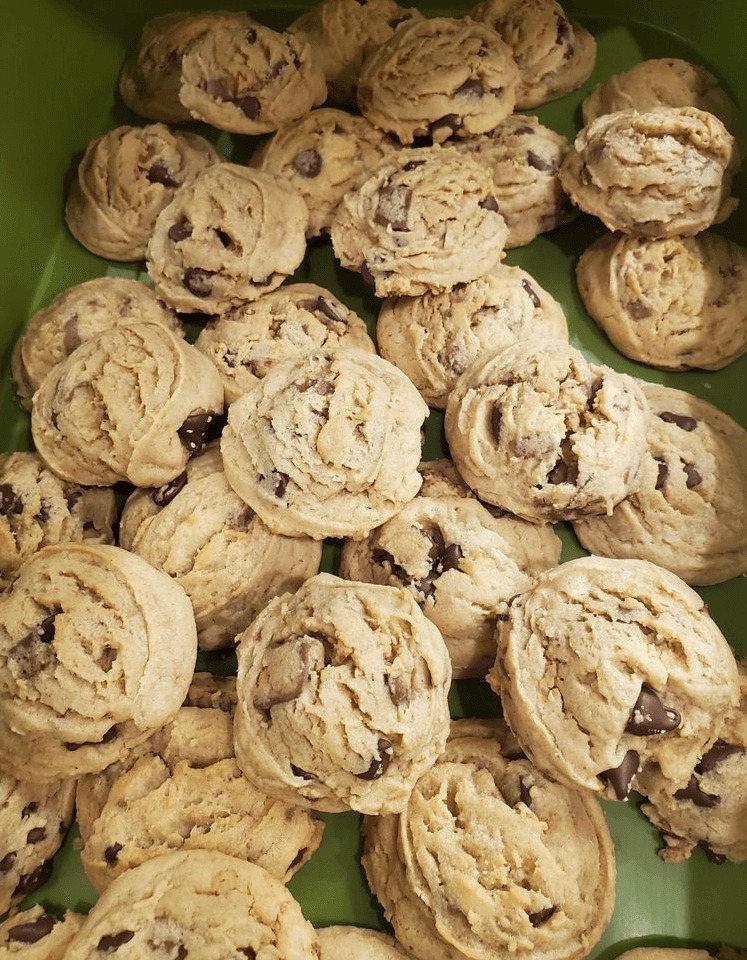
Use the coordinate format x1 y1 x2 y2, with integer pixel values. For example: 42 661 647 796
96 645 117 672
292 148 323 178
674 774 720 808
147 161 178 188
526 150 559 173
65 724 119 751
556 15 574 57
302 296 346 327
626 684 681 736
385 673 409 705
374 184 412 231
428 114 460 139
547 439 579 485
454 78 484 97
529 906 556 926
491 405 502 443
357 739 393 780
239 947 257 958
253 636 314 713
514 125 536 135
9 614 59 679
183 267 214 298
203 77 232 100
360 261 376 287
0 852 16 874
269 470 289 499
0 483 23 516
626 300 652 319
21 802 39 818
168 218 192 242
684 463 702 488
442 541 463 572
600 749 640 799
26 827 46 844
654 456 668 490
658 410 698 431
152 471 188 506
246 27 257 42
234 95 261 120
696 739 745 774
13 861 52 898
402 160 426 172
97 930 135 952
290 764 316 780
521 278 541 308
215 228 232 247
8 913 57 943
104 843 123 865
178 412 213 454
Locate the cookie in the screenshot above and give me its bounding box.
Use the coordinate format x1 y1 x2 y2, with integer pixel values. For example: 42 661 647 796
487 556 741 800
317 925 412 960
287 0 422 107
74 672 324 892
575 230 747 371
572 383 747 586
118 442 323 650
62 849 320 960
637 657 747 864
452 113 572 247
376 262 568 408
250 107 397 238
356 16 519 144
64 124 222 262
0 451 116 587
194 282 375 406
361 717 616 960
30 320 224 488
178 20 327 135
118 10 258 123
0 905 84 958
0 771 76 914
469 0 596 108
443 338 648 522
339 494 561 678
220 348 428 540
0 542 197 782
330 145 509 297
146 162 309 314
232 572 452 814
558 106 739 237
11 276 183 411
614 951 714 960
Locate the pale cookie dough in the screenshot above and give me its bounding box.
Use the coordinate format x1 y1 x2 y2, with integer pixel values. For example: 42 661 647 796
250 107 398 237
444 338 648 522
361 717 616 960
339 494 561 678
0 542 197 782
377 262 568 408
572 383 747 586
287 0 422 107
575 230 747 371
469 0 597 108
357 16 519 145
119 442 323 650
637 658 747 864
64 124 221 261
74 672 324 892
31 320 224 488
558 106 739 237
11 276 183 411
0 451 116 587
179 20 327 135
330 146 509 297
0 905 84 959
147 163 309 313
487 556 741 800
194 282 375 406
317 926 413 960
119 10 258 123
0 771 76 914
453 113 572 247
62 849 320 960
233 573 452 814
220 348 428 541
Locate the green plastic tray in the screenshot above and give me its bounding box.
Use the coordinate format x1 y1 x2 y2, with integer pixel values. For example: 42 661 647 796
0 0 745 953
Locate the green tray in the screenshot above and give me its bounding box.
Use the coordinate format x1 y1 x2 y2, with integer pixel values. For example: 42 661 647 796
0 0 745 953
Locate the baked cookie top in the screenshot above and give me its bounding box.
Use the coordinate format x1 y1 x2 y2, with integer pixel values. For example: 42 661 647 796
0 904 84 959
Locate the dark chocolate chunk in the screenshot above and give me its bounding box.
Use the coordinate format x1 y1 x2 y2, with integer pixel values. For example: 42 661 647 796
442 541 463 572
96 645 117 673
234 95 261 120
178 412 214 454
556 15 574 57
526 150 559 173
104 842 123 865
626 299 652 319
385 673 409 706
521 278 541 307
303 296 346 327
360 262 376 287
26 826 46 844
21 802 39 818
152 471 188 506
290 764 316 780
600 749 639 799
292 148 323 178
203 77 232 100
97 930 136 952
674 774 720 808
270 470 289 499
8 913 57 943
168 218 193 242
455 78 484 97
215 228 232 247
490 405 503 443
658 411 697 431
684 463 702 488
0 852 16 874
246 27 257 42
0 483 23 516
374 184 412 231
13 860 52 898
626 684 681 736
183 267 214 298
529 905 556 927
479 195 500 212
357 739 393 780
696 739 745 774
428 114 460 139
654 456 668 490
147 161 178 188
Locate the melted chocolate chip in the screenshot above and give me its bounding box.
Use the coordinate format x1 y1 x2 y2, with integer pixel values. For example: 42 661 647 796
26 826 46 844
626 684 681 736
556 15 574 57
626 300 652 319
178 412 214 454
21 801 39 818
521 278 541 308
168 218 193 242
684 463 702 488
203 77 232 100
292 148 323 178
303 296 346 327
360 262 376 287
14 861 52 898
674 774 720 808
215 228 232 247
0 483 23 516
104 842 123 865
0 852 16 874
97 930 135 952
96 645 117 672
8 913 57 943
357 739 393 780
526 150 559 173
385 673 409 706
374 184 412 231
269 470 289 498
529 905 556 927
479 195 500 212
183 267 214 298
246 27 257 42
547 439 578 485
152 471 188 506
234 95 261 120
696 739 745 774
659 411 697 431
147 161 178 188
428 114 460 139
491 405 502 443
455 78 484 97
290 764 316 780
9 613 59 679
600 749 640 799
654 456 668 490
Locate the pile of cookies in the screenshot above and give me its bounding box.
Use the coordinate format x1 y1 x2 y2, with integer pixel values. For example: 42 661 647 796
1 0 746 957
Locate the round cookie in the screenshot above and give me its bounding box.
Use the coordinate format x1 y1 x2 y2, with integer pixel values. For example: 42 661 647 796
194 282 375 406
469 0 597 108
377 262 568 409
356 16 519 145
361 717 616 960
11 277 183 411
74 672 324 892
220 348 428 541
572 382 747 586
146 162 309 314
575 230 747 371
0 542 198 782
0 905 84 959
637 658 747 864
487 556 741 800
443 338 649 522
118 442 323 650
453 113 572 247
178 20 327 135
62 849 320 960
118 10 258 123
64 124 222 262
339 494 561 678
558 106 739 237
30 320 224 489
0 451 116 587
287 0 423 107
232 572 452 814
317 926 413 960
330 145 509 297
0 771 76 915
250 107 398 238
